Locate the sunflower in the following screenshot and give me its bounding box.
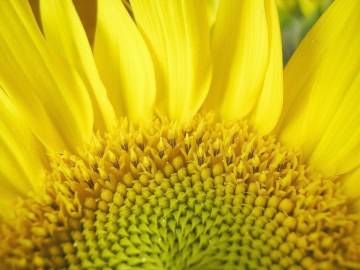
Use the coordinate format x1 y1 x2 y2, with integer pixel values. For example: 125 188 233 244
0 0 359 269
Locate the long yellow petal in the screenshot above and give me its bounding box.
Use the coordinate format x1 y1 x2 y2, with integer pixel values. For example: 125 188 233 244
131 0 212 122
40 0 116 132
0 89 45 215
310 73 360 175
207 0 220 29
249 0 283 134
341 167 360 210
0 1 93 152
94 0 156 123
278 0 360 175
205 0 269 122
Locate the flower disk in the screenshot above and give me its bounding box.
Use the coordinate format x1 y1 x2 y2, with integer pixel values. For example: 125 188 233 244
1 115 359 270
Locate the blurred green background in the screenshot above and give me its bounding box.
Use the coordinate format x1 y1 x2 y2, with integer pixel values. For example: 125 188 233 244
278 0 332 63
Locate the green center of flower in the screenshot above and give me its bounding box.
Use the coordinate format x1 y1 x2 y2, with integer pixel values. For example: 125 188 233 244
1 115 359 270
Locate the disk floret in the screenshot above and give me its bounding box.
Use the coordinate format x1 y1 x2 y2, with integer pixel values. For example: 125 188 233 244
1 115 359 270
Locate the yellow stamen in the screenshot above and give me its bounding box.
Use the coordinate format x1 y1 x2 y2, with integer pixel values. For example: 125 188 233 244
0 114 359 269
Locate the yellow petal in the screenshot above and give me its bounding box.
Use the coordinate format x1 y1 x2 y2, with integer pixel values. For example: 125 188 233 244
94 0 156 123
249 0 283 134
0 89 45 212
39 0 116 132
205 0 269 122
207 0 220 28
278 0 360 175
341 167 360 210
310 73 360 175
0 0 93 152
131 0 212 122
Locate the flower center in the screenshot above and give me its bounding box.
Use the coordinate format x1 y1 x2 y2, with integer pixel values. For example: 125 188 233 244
1 115 359 270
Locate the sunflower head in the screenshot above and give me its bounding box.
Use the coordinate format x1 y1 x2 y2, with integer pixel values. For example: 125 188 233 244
0 0 359 269
2 115 359 269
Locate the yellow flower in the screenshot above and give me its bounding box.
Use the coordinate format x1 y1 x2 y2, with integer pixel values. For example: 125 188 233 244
0 0 359 269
